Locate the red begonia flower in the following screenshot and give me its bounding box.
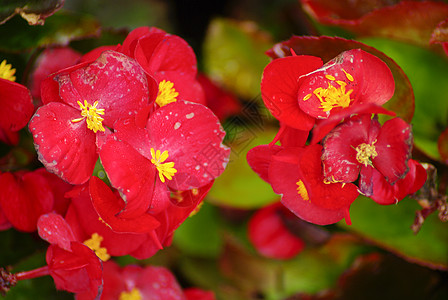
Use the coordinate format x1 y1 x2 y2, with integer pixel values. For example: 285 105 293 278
248 201 305 259
0 207 12 230
37 213 102 299
65 181 161 259
0 168 71 232
99 100 229 218
101 260 184 300
30 47 82 103
321 114 412 195
268 144 359 225
29 50 150 184
368 159 427 205
0 60 34 145
261 49 394 130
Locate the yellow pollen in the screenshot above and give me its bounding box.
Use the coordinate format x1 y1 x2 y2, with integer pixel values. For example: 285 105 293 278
0 60 16 82
192 188 199 196
189 202 204 217
71 100 105 133
156 80 178 107
355 142 378 167
303 93 312 101
150 148 177 183
119 288 142 300
296 180 309 201
83 233 110 261
342 69 354 82
323 176 344 184
325 74 335 81
313 80 353 112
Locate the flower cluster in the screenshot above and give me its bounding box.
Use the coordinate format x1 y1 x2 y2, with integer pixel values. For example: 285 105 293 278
1 26 229 299
247 48 427 225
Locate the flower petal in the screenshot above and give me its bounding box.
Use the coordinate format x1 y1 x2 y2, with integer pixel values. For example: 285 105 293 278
147 100 230 190
246 144 282 183
261 55 322 130
0 79 34 132
29 102 98 184
37 213 75 251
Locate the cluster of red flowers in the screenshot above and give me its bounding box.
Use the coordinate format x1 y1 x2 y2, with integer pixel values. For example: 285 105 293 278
0 27 229 299
247 48 427 225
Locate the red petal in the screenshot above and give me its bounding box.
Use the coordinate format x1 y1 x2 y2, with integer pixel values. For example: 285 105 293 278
298 49 394 119
99 136 156 218
56 51 150 127
269 146 357 225
0 171 54 232
248 202 305 259
261 55 322 130
37 213 75 251
29 102 98 184
0 79 34 132
374 117 412 183
136 266 184 299
147 100 230 190
89 176 160 233
246 144 282 183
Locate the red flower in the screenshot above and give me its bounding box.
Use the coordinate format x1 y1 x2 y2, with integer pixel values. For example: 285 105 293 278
29 50 150 184
261 49 394 130
99 100 229 218
184 288 216 300
321 114 413 196
37 213 103 299
0 60 34 145
101 260 184 300
0 168 72 232
248 202 305 259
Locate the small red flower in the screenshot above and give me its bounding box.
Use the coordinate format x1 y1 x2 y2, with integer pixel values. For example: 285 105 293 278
248 144 359 225
0 168 72 232
0 60 34 145
37 213 103 299
29 50 150 184
248 202 305 259
99 100 229 218
101 260 184 300
321 114 413 195
261 49 394 130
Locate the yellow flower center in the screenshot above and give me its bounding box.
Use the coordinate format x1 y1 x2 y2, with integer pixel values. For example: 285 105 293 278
0 60 16 82
119 288 142 300
155 80 178 107
72 100 105 133
355 142 378 167
83 233 110 261
296 180 309 201
303 69 354 112
150 148 177 183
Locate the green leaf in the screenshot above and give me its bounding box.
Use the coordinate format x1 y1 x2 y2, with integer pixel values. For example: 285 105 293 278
0 10 100 52
340 196 448 270
203 18 272 99
172 202 223 258
0 0 64 25
207 124 278 209
359 38 448 160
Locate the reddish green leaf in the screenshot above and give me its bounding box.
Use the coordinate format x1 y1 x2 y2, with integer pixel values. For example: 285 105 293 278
266 36 414 122
302 0 448 47
438 127 448 164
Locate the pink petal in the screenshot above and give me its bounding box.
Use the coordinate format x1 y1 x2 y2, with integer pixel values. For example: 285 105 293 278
29 102 98 184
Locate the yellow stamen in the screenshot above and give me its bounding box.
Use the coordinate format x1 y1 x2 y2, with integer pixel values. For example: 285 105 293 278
313 80 353 112
355 141 378 167
296 180 309 201
155 80 178 107
83 233 110 261
150 148 177 183
342 68 354 81
0 60 16 82
71 100 105 133
119 288 142 300
323 176 344 184
303 93 312 101
325 74 335 81
189 202 204 217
